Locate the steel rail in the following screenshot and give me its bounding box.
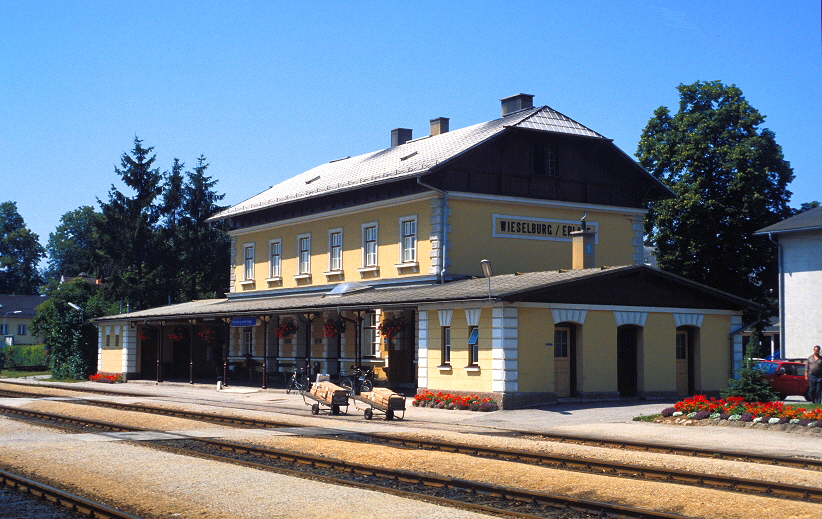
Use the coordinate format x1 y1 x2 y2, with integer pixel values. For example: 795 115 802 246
0 405 692 519
2 403 821 505
0 469 144 519
3 386 821 472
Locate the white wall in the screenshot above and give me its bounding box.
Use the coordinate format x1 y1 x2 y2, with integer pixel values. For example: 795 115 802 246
782 230 822 359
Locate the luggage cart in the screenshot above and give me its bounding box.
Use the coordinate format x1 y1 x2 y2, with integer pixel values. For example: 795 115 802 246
353 392 406 420
302 390 349 416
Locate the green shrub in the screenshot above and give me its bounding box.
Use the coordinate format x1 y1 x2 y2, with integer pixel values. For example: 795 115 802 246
3 344 48 369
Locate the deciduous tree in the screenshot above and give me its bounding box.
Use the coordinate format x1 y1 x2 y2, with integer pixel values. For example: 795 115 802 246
637 81 794 312
0 201 45 294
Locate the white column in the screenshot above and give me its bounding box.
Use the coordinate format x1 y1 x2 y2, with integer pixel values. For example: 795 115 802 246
731 315 744 378
123 324 137 373
417 310 428 388
491 306 518 392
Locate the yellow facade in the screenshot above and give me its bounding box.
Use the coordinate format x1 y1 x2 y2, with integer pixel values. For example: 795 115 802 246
229 196 434 292
515 307 554 393
424 307 494 393
642 313 675 392
698 314 732 391
100 324 124 373
447 198 640 276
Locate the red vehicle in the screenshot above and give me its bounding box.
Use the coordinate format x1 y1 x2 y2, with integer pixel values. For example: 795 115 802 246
754 360 811 401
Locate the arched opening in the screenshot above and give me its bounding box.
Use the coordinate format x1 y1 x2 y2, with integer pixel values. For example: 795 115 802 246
617 325 641 397
676 326 697 396
553 323 578 398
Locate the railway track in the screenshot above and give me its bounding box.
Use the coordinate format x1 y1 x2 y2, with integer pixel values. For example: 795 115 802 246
2 402 822 509
0 469 143 519
0 404 694 519
3 385 821 473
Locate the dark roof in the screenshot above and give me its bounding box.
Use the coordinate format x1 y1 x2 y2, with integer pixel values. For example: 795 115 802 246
755 206 822 235
208 105 671 222
0 294 48 319
96 265 758 322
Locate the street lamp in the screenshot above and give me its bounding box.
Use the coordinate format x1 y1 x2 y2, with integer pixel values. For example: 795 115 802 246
3 310 21 343
67 302 84 323
480 259 493 300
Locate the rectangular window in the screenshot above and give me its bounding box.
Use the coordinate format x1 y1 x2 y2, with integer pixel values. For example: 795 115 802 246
17 324 26 335
243 244 255 280
0 325 6 335
362 312 377 357
676 331 687 360
329 230 342 271
243 328 253 354
298 235 311 274
269 240 281 278
554 328 569 358
400 217 417 263
441 326 451 365
533 143 558 177
467 326 479 365
363 224 378 267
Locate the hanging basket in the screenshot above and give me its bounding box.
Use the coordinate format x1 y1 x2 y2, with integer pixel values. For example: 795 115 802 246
378 315 405 341
275 320 298 338
323 318 346 338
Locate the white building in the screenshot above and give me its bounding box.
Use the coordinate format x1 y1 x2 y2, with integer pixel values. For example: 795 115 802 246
756 206 822 359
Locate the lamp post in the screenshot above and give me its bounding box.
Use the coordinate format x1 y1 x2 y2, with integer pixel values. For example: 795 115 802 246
480 259 493 301
3 310 21 338
67 302 83 324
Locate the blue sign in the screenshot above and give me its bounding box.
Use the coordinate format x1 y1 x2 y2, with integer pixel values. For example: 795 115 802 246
230 317 257 327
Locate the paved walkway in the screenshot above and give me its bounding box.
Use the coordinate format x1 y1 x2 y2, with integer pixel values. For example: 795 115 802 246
3 376 820 460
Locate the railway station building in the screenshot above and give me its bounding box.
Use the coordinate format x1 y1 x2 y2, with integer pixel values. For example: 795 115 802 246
96 94 759 408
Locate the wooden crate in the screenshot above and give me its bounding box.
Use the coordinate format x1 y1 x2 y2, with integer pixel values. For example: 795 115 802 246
310 382 348 404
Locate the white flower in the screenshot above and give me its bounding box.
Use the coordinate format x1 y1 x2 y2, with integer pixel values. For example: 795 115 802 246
728 414 741 421
710 413 720 419
753 417 763 423
687 412 697 419
768 417 780 424
672 411 683 417
790 419 800 424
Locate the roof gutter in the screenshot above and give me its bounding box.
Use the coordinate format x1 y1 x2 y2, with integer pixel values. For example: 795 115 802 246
416 175 449 284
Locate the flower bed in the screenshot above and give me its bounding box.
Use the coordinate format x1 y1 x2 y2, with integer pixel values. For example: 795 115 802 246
661 395 822 427
412 390 498 412
89 372 124 384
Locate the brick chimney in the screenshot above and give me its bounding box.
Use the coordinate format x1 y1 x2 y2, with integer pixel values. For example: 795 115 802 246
429 117 449 136
570 213 596 269
391 128 413 147
501 93 534 116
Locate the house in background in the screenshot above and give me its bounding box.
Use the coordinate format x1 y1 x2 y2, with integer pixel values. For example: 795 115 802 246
0 294 46 347
96 94 760 407
756 206 822 360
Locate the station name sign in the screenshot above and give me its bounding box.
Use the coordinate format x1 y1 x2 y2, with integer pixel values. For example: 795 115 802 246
230 317 258 327
492 214 598 242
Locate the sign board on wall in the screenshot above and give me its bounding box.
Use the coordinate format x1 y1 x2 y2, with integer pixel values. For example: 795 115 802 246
492 214 598 242
230 317 258 327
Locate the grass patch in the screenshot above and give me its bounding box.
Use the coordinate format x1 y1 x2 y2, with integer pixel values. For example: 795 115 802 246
0 369 51 379
633 414 661 422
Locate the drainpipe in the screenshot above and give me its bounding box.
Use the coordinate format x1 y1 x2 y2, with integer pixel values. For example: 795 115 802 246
767 232 785 359
416 175 448 283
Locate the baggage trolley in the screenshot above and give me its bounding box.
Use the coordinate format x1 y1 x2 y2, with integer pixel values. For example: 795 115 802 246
302 390 349 416
353 392 406 420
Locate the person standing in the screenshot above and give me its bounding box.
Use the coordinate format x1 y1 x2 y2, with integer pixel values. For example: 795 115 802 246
806 345 822 404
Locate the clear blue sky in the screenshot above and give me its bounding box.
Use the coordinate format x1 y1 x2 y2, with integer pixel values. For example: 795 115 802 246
2 1 820 254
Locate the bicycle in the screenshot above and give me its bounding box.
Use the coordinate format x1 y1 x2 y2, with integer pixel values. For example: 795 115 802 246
286 368 310 394
339 366 374 395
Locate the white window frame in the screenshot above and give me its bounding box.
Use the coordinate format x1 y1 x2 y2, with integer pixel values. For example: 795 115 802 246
0 324 7 335
328 228 343 272
362 312 378 357
467 326 479 366
441 326 451 365
399 216 417 264
17 324 26 335
268 239 282 280
242 243 255 281
295 233 311 279
358 222 380 274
